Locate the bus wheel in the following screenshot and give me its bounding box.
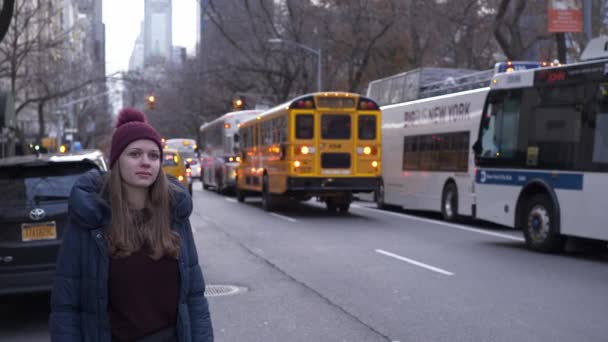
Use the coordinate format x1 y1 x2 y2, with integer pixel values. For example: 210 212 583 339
338 202 350 213
188 183 193 195
261 175 274 211
236 183 246 203
326 198 338 212
522 194 565 253
441 183 458 222
376 183 386 209
202 179 210 190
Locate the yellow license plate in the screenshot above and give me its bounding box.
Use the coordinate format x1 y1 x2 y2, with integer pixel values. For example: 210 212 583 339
21 221 57 242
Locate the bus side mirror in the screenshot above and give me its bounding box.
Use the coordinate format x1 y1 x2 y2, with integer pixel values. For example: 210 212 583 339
472 141 481 155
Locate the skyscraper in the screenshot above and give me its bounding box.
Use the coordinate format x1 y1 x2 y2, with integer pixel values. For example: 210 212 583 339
144 0 172 66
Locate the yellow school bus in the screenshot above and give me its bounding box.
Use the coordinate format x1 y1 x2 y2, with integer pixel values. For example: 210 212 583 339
236 92 381 212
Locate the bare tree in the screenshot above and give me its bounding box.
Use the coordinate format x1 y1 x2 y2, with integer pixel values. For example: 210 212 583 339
318 0 397 93
493 0 554 60
0 1 107 150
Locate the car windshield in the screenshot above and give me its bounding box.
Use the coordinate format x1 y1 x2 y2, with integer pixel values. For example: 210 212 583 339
0 162 98 205
163 153 179 166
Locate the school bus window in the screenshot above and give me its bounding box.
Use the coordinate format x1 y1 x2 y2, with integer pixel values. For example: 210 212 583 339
279 116 287 142
262 121 273 145
296 114 314 139
359 115 376 140
322 114 351 139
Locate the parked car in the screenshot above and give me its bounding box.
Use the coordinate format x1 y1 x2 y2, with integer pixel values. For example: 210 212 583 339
162 148 192 194
0 150 107 295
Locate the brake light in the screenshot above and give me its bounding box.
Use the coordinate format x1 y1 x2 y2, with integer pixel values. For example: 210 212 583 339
357 146 377 155
296 146 315 155
358 99 379 110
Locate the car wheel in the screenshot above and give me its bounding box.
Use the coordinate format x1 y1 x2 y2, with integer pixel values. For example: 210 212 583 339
521 194 565 253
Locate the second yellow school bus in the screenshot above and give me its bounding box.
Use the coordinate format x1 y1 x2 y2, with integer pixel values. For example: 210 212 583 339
236 92 382 212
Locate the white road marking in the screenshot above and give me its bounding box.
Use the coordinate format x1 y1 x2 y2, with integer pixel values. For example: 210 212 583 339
269 213 297 223
375 249 454 276
225 198 237 203
352 204 524 242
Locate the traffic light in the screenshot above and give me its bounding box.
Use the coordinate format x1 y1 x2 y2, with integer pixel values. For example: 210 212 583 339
147 95 156 110
233 97 244 110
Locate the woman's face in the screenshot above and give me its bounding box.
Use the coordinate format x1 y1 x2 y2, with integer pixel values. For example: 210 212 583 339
118 139 161 189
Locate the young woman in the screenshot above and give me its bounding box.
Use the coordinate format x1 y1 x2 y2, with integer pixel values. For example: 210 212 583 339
50 108 213 342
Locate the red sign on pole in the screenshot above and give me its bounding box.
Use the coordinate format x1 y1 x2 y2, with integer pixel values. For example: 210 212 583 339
548 0 583 32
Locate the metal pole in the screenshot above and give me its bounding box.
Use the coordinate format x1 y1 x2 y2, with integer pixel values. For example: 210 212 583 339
584 0 592 41
317 48 322 92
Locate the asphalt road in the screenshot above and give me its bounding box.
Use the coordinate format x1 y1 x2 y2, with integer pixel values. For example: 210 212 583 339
2 182 607 341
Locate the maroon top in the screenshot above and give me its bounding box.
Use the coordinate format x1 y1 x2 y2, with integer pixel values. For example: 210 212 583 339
108 250 180 342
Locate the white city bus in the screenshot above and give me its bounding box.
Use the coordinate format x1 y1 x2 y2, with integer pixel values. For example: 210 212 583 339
376 87 489 221
472 55 608 251
199 109 262 192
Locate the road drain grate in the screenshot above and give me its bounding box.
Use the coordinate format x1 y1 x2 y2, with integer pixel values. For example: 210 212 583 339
204 285 247 297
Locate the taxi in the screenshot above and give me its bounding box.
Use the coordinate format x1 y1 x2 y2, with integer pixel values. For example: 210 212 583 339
162 148 192 194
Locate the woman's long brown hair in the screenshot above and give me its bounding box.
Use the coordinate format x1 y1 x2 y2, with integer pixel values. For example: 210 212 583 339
104 164 181 260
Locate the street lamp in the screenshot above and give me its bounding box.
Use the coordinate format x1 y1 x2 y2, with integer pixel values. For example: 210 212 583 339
268 38 322 92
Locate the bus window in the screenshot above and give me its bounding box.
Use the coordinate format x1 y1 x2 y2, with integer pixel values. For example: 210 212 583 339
322 115 351 139
480 92 521 159
592 83 608 164
358 115 376 140
296 114 314 139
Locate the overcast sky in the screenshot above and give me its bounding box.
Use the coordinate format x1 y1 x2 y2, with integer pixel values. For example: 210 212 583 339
102 0 197 75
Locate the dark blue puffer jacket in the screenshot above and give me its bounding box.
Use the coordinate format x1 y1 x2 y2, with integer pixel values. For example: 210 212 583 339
49 170 213 342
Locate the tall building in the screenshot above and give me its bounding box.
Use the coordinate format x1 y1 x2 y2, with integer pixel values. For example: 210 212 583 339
129 22 145 71
144 0 173 66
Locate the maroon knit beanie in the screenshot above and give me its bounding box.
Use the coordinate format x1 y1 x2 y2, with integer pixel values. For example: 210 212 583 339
109 108 163 168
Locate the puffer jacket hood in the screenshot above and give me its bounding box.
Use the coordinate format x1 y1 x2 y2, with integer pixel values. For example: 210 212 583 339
69 169 192 230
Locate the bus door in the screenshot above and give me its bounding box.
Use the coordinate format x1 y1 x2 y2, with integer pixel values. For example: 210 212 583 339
318 113 354 176
293 112 317 175
475 90 523 227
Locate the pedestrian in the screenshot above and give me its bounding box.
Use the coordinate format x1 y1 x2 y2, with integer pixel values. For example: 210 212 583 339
49 108 213 342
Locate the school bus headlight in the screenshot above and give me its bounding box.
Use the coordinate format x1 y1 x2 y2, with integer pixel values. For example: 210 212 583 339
236 156 241 162
178 175 185 182
294 160 301 168
372 161 379 168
